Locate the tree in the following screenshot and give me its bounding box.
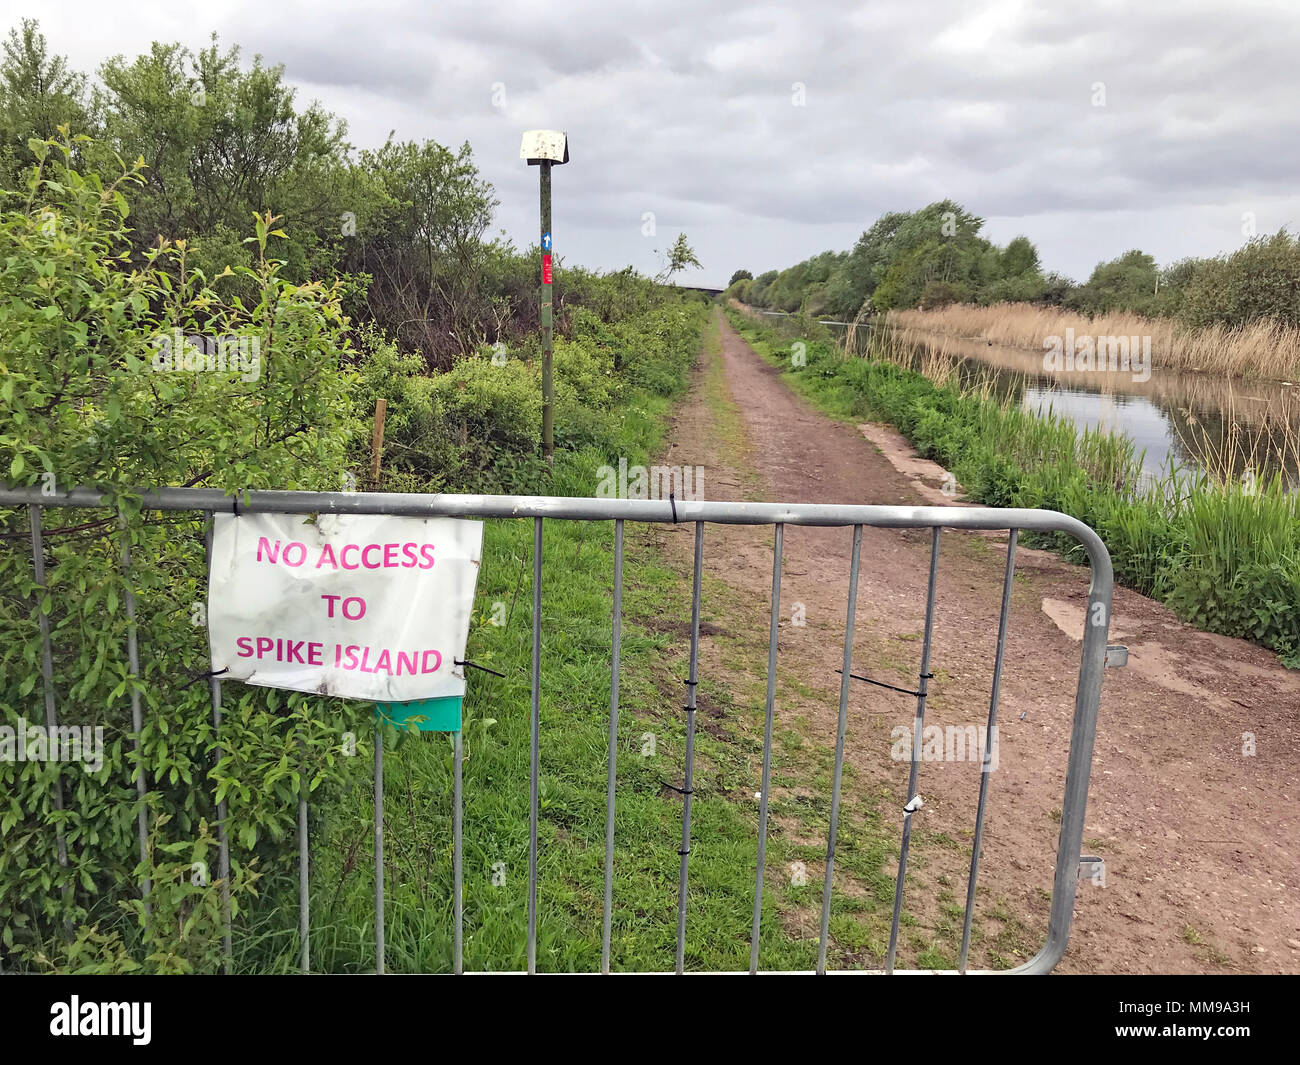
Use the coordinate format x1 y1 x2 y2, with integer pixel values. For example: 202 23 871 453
728 268 752 286
656 233 701 283
1067 250 1159 315
1000 236 1040 277
749 269 778 305
866 204 997 311
1177 232 1300 329
358 137 498 364
93 35 356 280
823 211 909 316
823 203 993 315
0 20 88 182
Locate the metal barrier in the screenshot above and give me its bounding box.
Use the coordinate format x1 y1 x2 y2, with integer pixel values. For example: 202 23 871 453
0 486 1115 974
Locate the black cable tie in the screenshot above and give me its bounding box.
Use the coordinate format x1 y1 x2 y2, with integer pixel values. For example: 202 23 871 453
669 491 678 523
232 494 240 516
836 669 922 698
683 678 698 687
455 658 505 679
682 705 696 714
920 672 935 680
677 848 690 856
660 779 693 796
183 667 228 690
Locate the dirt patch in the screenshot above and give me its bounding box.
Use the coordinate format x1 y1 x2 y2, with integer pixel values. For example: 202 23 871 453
653 310 1300 973
637 616 727 639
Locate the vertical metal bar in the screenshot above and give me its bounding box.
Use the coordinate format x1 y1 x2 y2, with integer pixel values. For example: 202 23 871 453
203 517 233 972
749 522 784 974
528 516 543 973
886 526 941 973
120 513 151 926
374 721 384 974
818 524 862 975
211 690 233 970
453 728 463 975
601 519 624 974
298 778 309 974
28 507 68 879
675 521 704 975
1026 545 1111 973
959 529 1017 973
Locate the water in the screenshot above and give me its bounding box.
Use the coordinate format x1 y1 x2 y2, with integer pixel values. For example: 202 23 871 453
846 324 1300 488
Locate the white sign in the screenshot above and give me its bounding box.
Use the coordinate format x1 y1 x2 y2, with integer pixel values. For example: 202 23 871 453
208 512 483 702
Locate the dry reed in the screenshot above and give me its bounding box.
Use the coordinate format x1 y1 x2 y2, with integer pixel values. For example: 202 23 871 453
887 303 1300 381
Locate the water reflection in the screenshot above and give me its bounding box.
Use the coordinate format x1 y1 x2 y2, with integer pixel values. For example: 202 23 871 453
859 325 1300 487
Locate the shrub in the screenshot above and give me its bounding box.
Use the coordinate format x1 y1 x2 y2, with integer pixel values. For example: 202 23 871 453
0 135 368 970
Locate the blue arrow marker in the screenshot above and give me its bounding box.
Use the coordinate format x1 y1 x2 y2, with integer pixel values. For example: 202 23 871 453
542 232 552 251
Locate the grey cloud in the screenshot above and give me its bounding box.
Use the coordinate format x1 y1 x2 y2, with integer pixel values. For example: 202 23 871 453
15 0 1300 283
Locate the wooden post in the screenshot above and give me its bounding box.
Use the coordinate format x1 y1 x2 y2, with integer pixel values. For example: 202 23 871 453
370 398 387 489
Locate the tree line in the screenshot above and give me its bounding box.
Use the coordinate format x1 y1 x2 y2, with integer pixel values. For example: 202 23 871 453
728 199 1300 331
0 18 701 372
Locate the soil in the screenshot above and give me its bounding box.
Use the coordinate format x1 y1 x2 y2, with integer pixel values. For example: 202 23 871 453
652 310 1300 973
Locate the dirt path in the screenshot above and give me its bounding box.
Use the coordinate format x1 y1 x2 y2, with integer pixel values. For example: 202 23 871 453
656 310 1300 973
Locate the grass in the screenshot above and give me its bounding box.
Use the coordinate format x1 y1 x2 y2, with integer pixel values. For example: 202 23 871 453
726 306 1300 669
887 301 1300 381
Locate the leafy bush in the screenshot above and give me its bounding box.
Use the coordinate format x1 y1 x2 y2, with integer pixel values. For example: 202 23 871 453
0 135 370 970
360 299 706 496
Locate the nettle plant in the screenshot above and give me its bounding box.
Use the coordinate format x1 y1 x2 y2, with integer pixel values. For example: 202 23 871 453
0 131 368 971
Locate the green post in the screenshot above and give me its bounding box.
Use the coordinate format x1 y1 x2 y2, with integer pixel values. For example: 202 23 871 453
540 161 554 466
521 129 566 464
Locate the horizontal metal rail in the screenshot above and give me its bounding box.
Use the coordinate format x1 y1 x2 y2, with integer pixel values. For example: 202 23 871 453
1 485 1113 975
0 486 1114 544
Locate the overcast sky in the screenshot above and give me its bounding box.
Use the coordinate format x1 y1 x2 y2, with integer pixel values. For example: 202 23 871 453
6 0 1299 287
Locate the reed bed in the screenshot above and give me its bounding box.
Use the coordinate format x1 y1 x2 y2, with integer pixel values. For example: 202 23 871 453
887 303 1300 381
873 314 1300 485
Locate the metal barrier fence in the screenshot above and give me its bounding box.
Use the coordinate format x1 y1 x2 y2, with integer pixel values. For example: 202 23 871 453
1 486 1115 974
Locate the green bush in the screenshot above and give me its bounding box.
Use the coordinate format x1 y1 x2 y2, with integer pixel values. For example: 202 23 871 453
0 135 369 971
362 300 706 495
434 357 543 456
